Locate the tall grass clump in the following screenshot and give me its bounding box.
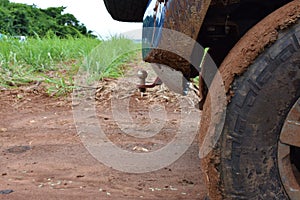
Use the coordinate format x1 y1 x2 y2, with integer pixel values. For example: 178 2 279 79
0 34 140 96
83 36 141 81
0 34 99 70
0 34 100 92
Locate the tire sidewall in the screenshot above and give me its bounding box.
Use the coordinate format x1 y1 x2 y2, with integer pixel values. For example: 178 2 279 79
220 22 300 199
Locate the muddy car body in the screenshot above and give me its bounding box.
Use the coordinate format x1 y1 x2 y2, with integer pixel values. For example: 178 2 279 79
104 0 300 199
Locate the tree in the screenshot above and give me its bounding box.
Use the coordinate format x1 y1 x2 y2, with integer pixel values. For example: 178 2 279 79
0 0 9 7
0 1 95 37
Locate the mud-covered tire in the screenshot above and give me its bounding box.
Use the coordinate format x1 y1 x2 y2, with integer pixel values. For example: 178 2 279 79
103 0 149 22
202 18 300 200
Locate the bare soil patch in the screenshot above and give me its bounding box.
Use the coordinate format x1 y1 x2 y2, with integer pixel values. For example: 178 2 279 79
0 64 207 199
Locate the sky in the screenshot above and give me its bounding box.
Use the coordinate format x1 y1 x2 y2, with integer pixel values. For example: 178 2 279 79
10 0 143 39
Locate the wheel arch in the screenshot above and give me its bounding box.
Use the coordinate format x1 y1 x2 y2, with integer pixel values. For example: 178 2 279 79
219 1 300 98
200 1 300 199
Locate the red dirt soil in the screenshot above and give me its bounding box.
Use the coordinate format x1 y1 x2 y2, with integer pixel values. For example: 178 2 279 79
0 79 207 200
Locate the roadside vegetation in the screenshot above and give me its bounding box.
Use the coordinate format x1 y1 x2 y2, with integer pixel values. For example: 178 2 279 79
0 35 140 96
0 0 140 96
0 0 94 37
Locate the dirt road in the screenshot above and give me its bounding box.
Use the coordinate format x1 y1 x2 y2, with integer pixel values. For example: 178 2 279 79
0 68 207 200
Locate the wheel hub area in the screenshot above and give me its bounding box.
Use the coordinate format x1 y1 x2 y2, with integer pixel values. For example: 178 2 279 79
278 98 300 200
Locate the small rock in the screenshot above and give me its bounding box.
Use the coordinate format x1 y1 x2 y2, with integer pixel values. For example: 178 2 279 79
169 186 178 191
7 146 31 154
17 94 23 99
72 102 80 106
0 128 7 132
136 187 143 191
133 146 149 152
0 190 14 194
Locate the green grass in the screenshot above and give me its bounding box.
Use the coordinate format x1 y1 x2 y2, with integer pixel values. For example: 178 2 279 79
82 36 141 81
192 47 210 84
0 35 140 96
